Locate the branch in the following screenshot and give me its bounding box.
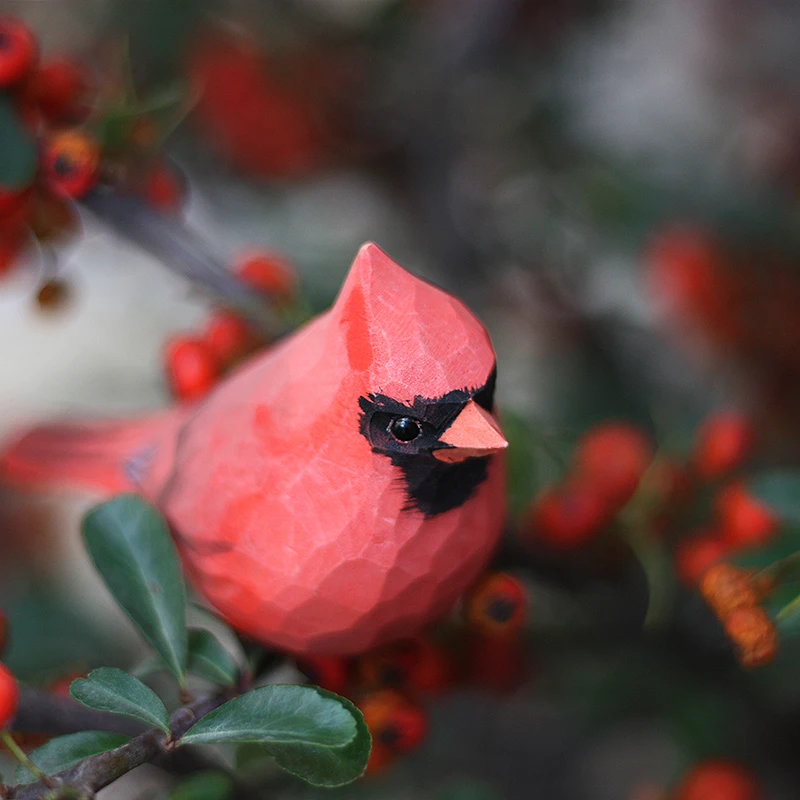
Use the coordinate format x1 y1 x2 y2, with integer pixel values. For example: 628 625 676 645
8 689 238 800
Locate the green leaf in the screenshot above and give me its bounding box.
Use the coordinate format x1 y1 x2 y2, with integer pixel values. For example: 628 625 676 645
82 494 188 682
15 732 130 784
169 770 234 800
187 629 238 686
70 667 170 732
180 685 370 787
749 471 800 522
0 95 37 190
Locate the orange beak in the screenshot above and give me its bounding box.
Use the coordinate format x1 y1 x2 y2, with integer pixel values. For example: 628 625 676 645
433 401 508 463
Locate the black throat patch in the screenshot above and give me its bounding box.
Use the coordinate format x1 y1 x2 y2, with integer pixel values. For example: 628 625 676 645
358 368 497 517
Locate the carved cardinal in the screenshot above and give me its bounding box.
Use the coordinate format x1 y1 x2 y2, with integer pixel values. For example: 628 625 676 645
1 244 507 654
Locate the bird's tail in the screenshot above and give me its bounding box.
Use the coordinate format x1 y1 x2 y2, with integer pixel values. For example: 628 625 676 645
0 412 179 496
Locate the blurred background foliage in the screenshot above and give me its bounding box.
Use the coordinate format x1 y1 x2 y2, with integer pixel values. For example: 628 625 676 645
4 0 800 798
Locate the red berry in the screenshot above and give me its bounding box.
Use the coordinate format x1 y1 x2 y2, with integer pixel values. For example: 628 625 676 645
0 19 37 88
646 226 745 346
402 638 453 696
0 185 29 217
187 30 326 178
42 130 100 199
464 573 527 638
675 532 729 586
296 656 349 695
692 412 755 481
142 161 185 214
33 58 91 123
574 422 653 506
716 481 777 550
47 672 85 699
529 479 611 549
354 637 452 697
164 336 220 402
0 661 19 730
203 311 257 367
236 251 296 302
674 760 761 800
358 690 427 755
0 193 31 275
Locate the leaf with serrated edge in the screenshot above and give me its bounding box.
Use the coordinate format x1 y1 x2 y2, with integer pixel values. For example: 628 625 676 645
16 732 130 784
82 495 187 682
70 667 170 732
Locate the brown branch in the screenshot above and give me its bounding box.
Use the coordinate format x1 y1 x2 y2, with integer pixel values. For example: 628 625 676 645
7 689 238 800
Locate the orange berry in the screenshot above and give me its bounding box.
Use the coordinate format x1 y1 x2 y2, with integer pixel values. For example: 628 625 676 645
699 563 760 620
692 412 754 481
675 533 728 586
464 573 527 638
42 129 100 199
529 478 611 549
33 58 92 123
142 161 185 214
357 690 426 755
674 760 761 800
203 311 257 367
0 19 37 88
724 606 777 669
0 661 19 730
236 251 296 302
296 656 349 695
574 422 653 506
164 336 219 402
715 481 777 550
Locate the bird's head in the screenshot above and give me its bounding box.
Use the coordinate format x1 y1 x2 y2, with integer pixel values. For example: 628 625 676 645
330 243 507 516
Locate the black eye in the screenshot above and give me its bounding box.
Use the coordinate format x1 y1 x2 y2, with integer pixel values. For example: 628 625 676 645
389 416 421 443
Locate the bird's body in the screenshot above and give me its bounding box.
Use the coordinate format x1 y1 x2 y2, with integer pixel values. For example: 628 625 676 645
1 244 507 655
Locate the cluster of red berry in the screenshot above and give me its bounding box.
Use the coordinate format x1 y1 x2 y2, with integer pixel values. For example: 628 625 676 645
186 27 341 179
527 422 654 550
673 413 774 588
296 570 528 774
0 17 186 282
521 411 778 668
164 251 296 402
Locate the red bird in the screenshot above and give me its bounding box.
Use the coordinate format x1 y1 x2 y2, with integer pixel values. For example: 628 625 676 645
1 244 507 655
